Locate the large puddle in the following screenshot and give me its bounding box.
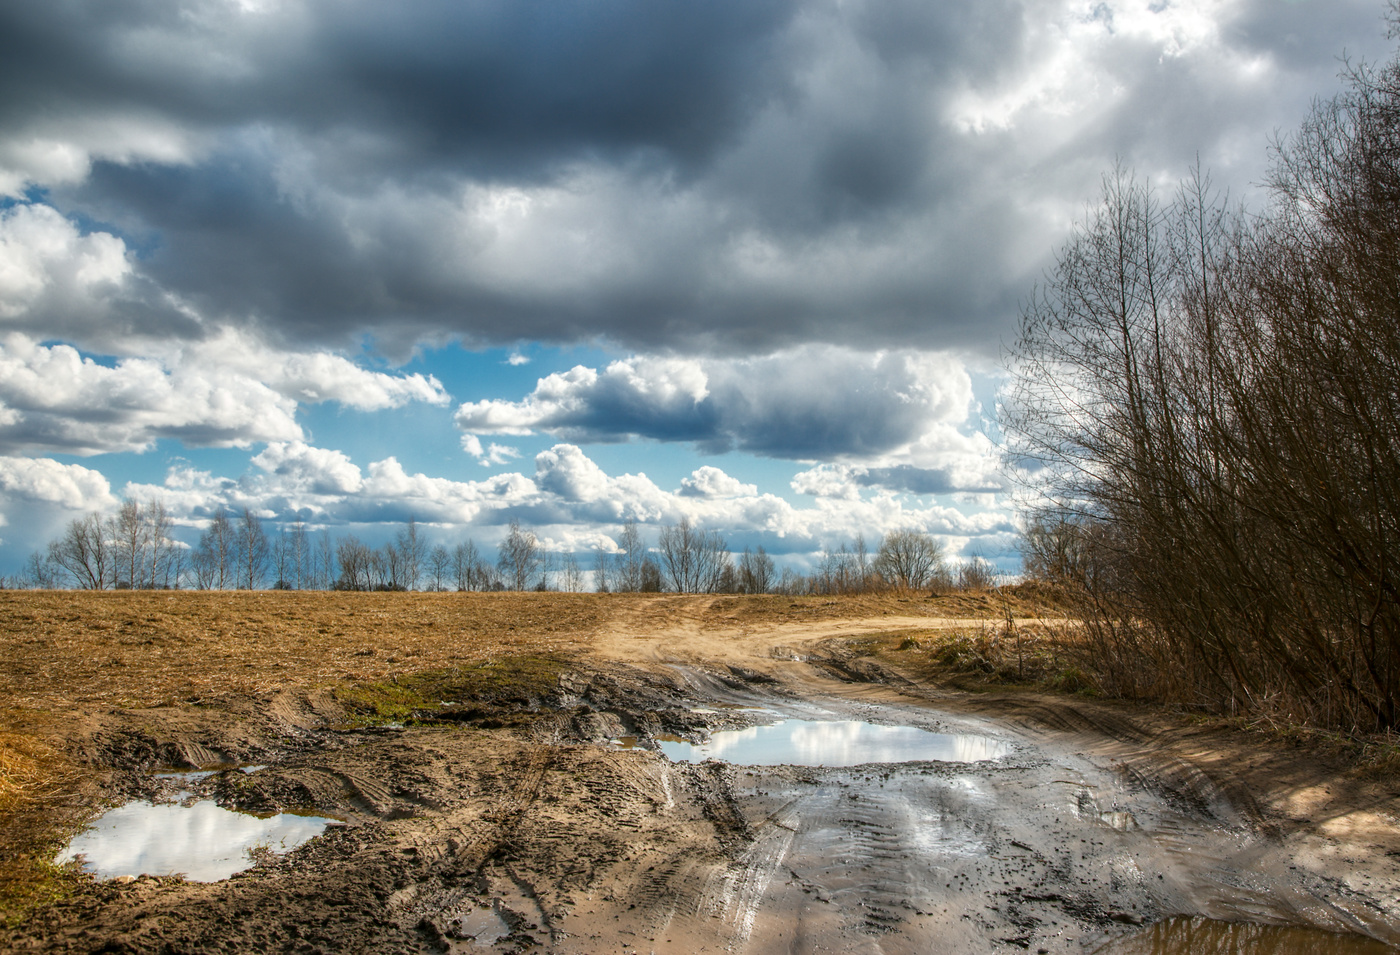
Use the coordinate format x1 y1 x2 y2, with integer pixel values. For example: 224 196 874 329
57 799 337 882
1096 917 1396 954
657 719 1012 767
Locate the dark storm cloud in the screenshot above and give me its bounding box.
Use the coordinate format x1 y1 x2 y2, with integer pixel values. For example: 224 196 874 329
0 0 796 174
0 0 1393 357
315 1 798 173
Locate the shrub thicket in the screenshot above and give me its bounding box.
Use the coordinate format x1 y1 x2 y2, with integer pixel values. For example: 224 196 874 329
1007 38 1400 732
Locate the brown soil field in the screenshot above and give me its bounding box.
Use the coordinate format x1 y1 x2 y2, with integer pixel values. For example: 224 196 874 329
1 590 1396 954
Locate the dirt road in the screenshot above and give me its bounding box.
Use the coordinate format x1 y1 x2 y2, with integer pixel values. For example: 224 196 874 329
2 593 1397 953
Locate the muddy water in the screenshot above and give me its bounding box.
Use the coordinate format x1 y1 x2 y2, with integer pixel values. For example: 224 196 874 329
657 718 1012 766
56 799 336 881
635 676 1400 954
1095 916 1398 953
451 904 511 948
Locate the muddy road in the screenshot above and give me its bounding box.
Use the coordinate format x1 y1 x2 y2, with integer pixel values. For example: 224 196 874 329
3 593 1399 953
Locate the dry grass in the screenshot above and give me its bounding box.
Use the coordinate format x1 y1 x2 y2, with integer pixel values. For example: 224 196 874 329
0 590 620 710
0 589 1027 714
0 589 1039 709
702 585 1063 629
0 588 1022 924
867 620 1099 692
0 590 621 924
868 620 1400 783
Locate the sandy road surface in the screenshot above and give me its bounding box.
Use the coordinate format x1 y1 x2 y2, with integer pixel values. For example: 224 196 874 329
4 594 1398 954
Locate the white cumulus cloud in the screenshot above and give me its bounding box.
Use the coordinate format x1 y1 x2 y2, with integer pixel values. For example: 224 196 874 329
0 330 449 455
121 442 1016 562
0 455 116 510
0 203 130 322
680 465 758 498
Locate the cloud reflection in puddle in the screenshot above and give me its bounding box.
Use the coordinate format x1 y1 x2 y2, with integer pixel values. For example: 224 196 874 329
658 719 1011 767
57 799 336 881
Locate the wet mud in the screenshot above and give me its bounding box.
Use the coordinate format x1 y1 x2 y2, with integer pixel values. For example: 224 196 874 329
6 619 1400 954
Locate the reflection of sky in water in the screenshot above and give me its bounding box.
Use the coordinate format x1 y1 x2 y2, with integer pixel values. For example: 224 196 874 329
907 810 985 857
657 720 1011 767
57 800 334 881
457 905 511 947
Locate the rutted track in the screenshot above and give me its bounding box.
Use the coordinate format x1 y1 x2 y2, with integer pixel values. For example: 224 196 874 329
4 595 1399 954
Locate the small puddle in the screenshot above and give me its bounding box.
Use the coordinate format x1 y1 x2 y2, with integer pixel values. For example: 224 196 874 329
1096 917 1395 954
153 764 266 781
57 799 337 881
657 719 1011 767
452 904 511 947
1099 810 1137 831
153 769 220 782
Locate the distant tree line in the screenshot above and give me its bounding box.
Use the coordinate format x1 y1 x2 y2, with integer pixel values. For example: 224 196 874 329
18 505 1000 597
28 497 185 590
1006 41 1400 732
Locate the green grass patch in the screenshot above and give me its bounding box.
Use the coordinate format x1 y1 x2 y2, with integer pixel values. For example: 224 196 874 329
0 858 83 930
335 653 572 724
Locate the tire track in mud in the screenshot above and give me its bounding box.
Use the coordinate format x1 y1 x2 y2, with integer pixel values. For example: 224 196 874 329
697 798 801 948
384 740 758 954
388 745 555 943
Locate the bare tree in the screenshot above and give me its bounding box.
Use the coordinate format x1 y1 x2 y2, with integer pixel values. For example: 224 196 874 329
592 550 612 593
24 550 60 589
853 533 870 592
452 539 482 591
427 545 450 591
395 518 425 591
559 553 584 592
191 543 217 590
640 556 663 593
290 520 308 589
367 548 388 590
1004 71 1400 730
113 498 148 589
615 519 646 592
195 508 235 590
145 499 179 589
314 529 335 590
160 544 187 591
873 529 945 590
336 536 372 590
956 556 998 591
273 527 293 589
381 541 408 590
47 513 112 590
235 508 269 590
658 517 730 593
738 546 775 594
497 519 543 591
775 566 803 596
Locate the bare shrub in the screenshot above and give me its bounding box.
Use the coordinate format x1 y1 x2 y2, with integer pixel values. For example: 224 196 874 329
1007 46 1400 732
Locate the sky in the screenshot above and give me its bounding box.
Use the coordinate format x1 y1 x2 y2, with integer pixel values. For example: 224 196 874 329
0 0 1392 581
